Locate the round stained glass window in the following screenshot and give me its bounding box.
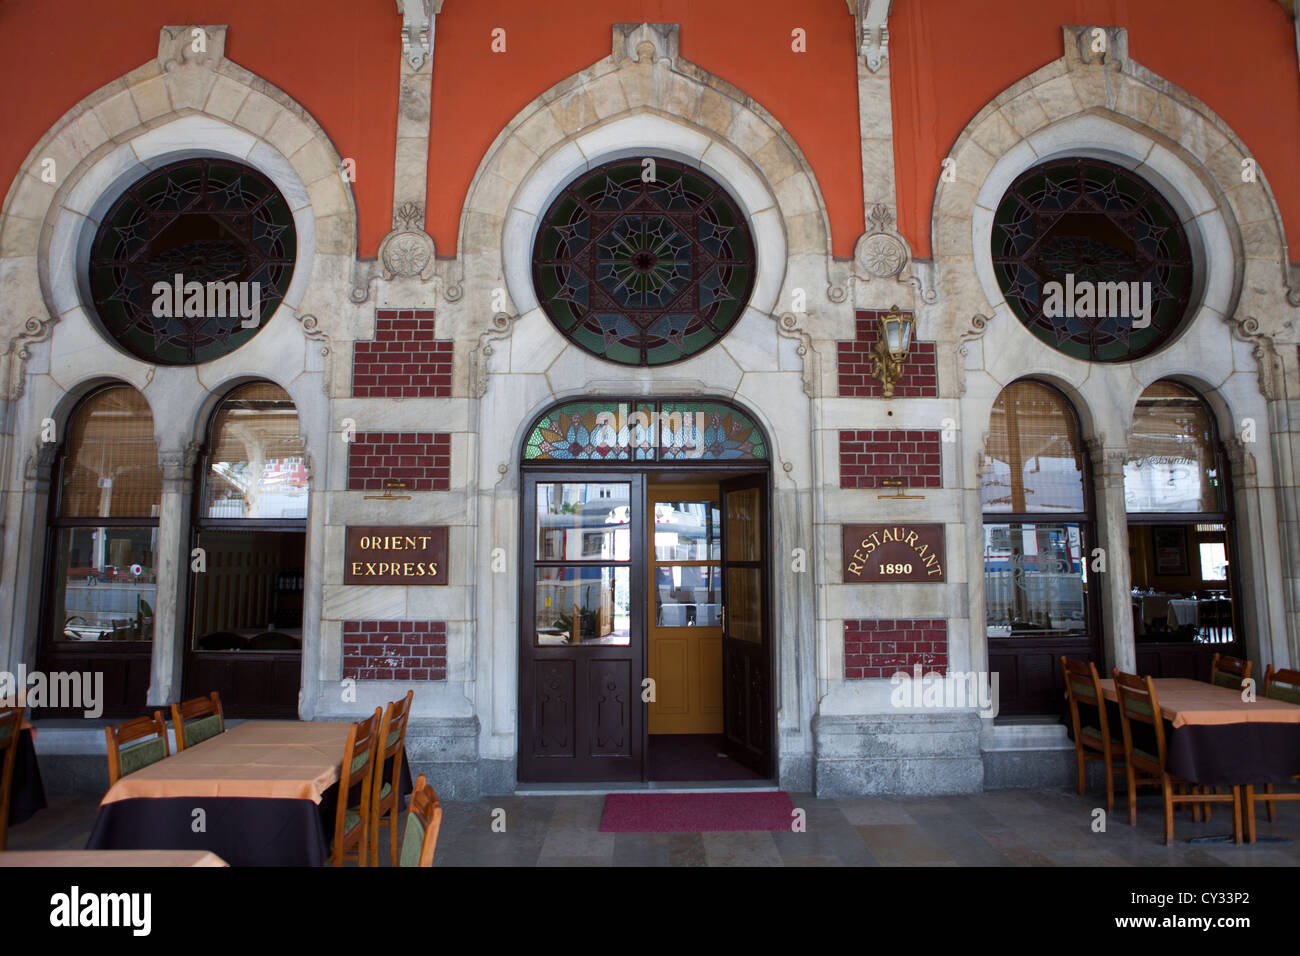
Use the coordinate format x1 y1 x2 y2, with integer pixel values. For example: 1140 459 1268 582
88 158 296 365
991 158 1193 362
532 158 756 366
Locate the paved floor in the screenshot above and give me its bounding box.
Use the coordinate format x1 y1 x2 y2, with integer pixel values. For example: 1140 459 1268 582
9 785 1300 865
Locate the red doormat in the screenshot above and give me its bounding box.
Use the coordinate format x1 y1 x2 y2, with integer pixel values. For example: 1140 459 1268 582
599 792 796 833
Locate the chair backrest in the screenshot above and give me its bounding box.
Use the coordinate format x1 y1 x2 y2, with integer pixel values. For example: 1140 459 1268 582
1060 656 1110 743
1264 665 1300 706
1112 668 1167 769
170 692 225 751
339 708 382 816
106 711 170 785
400 774 443 867
196 631 247 650
249 631 299 650
1210 653 1252 690
372 691 414 805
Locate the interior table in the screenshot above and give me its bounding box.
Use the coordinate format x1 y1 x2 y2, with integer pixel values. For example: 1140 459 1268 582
85 721 411 866
1098 677 1300 843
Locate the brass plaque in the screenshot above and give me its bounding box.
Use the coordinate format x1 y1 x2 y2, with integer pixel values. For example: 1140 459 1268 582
842 524 945 582
345 526 447 585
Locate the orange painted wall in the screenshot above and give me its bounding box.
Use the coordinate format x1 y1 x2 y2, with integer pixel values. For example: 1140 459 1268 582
891 0 1300 258
0 0 397 257
428 0 863 257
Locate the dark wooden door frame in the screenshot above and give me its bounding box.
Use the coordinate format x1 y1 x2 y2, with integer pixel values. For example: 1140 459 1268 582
517 462 776 784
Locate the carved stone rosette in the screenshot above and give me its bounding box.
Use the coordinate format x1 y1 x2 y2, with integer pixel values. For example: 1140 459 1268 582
378 202 436 280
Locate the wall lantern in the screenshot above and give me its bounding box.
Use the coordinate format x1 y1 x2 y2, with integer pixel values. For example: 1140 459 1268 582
872 304 914 397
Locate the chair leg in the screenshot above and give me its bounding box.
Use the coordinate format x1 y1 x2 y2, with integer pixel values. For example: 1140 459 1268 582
1242 787 1255 844
1162 776 1175 845
1266 783 1276 824
369 813 379 868
389 805 400 865
1103 759 1115 813
1232 786 1245 845
1126 764 1139 826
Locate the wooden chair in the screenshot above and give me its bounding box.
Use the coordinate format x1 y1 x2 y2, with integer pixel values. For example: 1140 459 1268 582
329 708 381 867
0 705 24 851
369 690 415 867
1112 668 1242 844
170 692 224 751
1209 653 1252 692
1249 666 1300 828
398 774 443 867
105 712 170 786
1060 657 1124 811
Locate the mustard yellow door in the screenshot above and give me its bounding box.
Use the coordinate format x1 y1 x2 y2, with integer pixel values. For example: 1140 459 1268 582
647 483 724 734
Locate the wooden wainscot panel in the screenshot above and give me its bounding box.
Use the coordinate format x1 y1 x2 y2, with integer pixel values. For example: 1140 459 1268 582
345 527 448 585
842 524 945 583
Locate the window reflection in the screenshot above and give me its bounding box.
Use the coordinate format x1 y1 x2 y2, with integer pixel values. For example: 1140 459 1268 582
536 483 630 561
984 522 1088 638
203 383 308 519
535 566 630 645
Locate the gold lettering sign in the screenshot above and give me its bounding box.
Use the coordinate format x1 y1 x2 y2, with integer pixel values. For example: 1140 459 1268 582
345 526 448 585
842 524 945 583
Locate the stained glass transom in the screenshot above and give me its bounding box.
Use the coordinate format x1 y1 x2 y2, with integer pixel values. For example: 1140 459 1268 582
532 158 755 366
89 158 296 365
991 158 1193 362
523 401 767 462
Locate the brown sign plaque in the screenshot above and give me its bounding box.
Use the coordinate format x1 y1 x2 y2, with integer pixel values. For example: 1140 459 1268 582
345 526 447 585
842 524 945 582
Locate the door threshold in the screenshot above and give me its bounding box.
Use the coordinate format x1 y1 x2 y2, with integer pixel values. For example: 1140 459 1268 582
515 779 779 795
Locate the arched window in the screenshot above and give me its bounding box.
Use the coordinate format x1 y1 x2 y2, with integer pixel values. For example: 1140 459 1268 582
40 385 160 715
982 381 1098 715
187 382 307 718
1125 381 1237 648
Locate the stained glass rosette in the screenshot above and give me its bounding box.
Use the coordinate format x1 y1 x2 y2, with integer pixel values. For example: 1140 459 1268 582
991 158 1192 362
89 159 296 366
532 158 755 367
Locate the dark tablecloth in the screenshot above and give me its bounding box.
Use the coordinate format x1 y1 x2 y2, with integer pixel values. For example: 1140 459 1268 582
85 751 412 866
9 728 47 825
1070 698 1300 787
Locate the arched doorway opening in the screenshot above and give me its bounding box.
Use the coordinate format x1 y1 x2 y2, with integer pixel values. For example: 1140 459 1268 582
517 398 774 784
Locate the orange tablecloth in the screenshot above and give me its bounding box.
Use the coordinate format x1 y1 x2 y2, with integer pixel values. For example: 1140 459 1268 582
101 720 353 806
0 850 227 867
1098 677 1300 728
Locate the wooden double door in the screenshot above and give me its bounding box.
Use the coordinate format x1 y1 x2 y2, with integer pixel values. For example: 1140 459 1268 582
518 470 772 782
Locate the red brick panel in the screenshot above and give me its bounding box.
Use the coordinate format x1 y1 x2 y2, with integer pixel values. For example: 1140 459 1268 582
352 309 454 398
347 432 451 491
843 619 948 679
837 310 938 397
839 429 941 488
342 620 447 681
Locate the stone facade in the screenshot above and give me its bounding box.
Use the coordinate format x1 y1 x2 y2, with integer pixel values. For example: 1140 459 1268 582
1 10 1297 799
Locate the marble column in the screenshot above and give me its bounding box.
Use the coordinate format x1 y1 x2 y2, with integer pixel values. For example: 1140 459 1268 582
1087 439 1134 674
149 444 196 707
